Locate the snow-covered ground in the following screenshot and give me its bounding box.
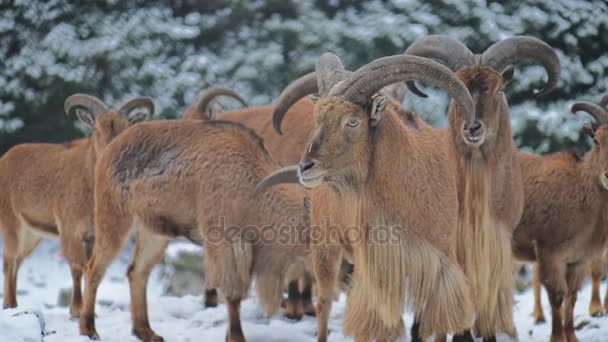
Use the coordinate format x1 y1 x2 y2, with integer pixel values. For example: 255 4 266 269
1 239 607 341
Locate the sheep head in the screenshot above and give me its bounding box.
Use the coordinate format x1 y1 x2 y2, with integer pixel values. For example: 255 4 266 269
571 100 608 191
405 35 560 148
65 94 153 155
294 52 474 191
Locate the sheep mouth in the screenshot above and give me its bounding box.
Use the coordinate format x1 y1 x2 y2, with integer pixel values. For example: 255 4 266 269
601 171 608 190
461 121 486 147
298 168 326 188
463 133 486 147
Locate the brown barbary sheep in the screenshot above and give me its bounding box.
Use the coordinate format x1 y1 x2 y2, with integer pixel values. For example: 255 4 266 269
184 86 316 318
405 35 560 341
512 101 608 342
79 119 311 342
261 52 477 341
0 94 152 316
532 94 608 323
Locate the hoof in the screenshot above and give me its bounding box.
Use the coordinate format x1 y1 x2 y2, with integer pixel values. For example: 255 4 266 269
589 304 605 317
82 330 100 340
133 328 164 342
550 334 567 342
566 335 579 342
70 307 81 320
534 313 546 324
80 314 99 340
226 332 246 342
283 299 304 320
303 301 316 316
204 289 219 308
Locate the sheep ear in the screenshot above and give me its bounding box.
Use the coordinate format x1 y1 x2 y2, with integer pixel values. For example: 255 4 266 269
370 94 387 127
310 93 320 103
128 111 149 124
501 65 515 86
75 108 96 128
582 123 595 138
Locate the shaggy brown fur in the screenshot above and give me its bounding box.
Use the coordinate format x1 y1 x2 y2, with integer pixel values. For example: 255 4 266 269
512 129 608 342
302 97 474 341
447 67 523 340
185 98 315 166
0 102 148 316
185 90 317 317
79 120 311 342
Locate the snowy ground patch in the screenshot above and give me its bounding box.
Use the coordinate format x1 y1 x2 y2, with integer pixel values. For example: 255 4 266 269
1 239 608 341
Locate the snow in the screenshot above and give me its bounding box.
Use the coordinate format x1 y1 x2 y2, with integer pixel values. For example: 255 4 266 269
2 239 608 341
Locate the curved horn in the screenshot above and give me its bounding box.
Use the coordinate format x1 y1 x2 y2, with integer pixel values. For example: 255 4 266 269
64 94 109 117
195 87 247 119
600 94 608 109
404 35 475 97
272 72 318 134
571 101 608 126
316 52 348 96
330 54 476 127
255 165 301 194
117 96 155 118
481 36 560 98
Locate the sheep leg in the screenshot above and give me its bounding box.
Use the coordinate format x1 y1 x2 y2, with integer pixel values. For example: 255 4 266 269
226 299 246 342
128 231 168 342
284 279 304 320
589 257 605 317
80 208 132 340
564 263 586 342
2 256 18 308
2 226 41 309
69 264 83 319
533 263 546 323
563 292 579 342
58 227 89 319
540 258 567 342
301 277 316 316
204 288 219 308
410 319 422 342
312 244 342 342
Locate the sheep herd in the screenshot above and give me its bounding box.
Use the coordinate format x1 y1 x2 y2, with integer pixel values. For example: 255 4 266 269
1 34 607 342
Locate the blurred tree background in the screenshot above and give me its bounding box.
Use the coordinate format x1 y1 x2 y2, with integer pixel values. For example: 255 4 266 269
0 0 607 154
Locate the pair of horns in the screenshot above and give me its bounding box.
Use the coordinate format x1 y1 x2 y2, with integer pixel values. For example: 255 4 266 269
64 94 155 119
272 52 475 134
404 35 561 98
195 87 247 119
571 94 608 126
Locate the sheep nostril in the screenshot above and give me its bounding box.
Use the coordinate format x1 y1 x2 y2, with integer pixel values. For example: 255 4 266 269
468 121 482 134
299 159 315 174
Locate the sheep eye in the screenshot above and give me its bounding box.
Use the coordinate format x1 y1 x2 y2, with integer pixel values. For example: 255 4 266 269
497 88 504 95
346 119 359 128
594 139 599 146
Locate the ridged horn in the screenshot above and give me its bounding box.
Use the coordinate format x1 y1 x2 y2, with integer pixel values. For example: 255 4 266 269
481 36 560 97
316 52 348 96
600 94 608 109
272 72 318 134
64 94 109 117
255 165 301 194
330 53 476 127
404 35 475 97
195 87 247 119
571 101 608 126
117 96 155 118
